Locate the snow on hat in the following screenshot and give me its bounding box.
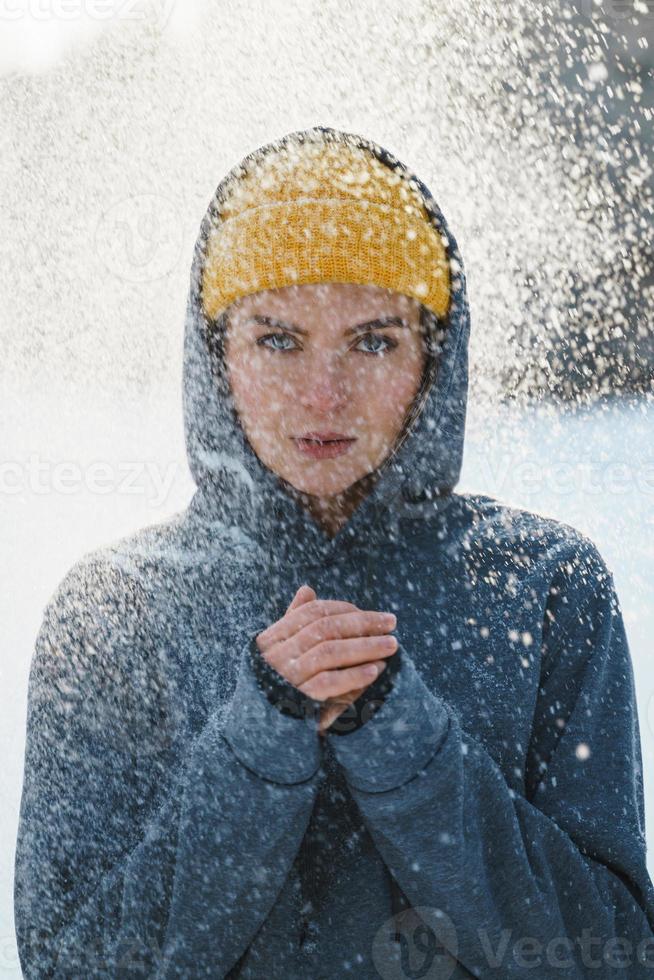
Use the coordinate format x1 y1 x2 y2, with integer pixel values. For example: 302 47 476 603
201 129 451 321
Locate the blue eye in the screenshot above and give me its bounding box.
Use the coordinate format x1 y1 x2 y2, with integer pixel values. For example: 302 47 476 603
355 333 396 355
257 332 299 352
256 331 397 355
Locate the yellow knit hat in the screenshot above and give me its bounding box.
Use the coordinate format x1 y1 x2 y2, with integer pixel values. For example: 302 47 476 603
201 132 451 322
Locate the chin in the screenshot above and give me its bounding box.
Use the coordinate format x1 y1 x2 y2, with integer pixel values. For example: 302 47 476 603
281 469 363 499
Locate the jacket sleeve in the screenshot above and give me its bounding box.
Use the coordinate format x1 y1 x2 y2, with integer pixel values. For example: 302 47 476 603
14 559 323 979
325 542 654 979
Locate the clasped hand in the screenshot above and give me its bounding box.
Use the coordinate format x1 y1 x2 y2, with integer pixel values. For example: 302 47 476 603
255 585 398 734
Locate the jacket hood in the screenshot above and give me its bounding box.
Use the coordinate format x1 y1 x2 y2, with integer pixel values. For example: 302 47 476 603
183 126 470 567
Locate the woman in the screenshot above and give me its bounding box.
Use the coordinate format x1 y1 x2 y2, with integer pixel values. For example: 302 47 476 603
14 126 654 978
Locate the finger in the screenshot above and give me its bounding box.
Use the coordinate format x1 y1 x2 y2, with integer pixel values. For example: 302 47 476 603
326 686 368 710
287 584 316 612
256 593 327 651
317 683 368 733
299 660 387 703
259 598 359 649
284 634 398 686
318 702 348 734
292 609 397 651
265 609 397 675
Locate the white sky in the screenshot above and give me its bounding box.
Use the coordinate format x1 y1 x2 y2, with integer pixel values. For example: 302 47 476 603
0 0 200 75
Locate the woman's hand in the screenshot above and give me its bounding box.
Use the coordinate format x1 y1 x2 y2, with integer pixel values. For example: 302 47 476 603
255 585 398 734
289 587 385 735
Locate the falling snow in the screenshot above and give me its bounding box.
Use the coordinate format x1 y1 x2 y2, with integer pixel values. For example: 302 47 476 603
3 1 653 977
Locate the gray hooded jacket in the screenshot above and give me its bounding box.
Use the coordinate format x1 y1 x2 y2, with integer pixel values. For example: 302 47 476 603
14 127 654 979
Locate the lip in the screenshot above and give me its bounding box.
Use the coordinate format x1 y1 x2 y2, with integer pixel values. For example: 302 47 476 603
292 433 357 459
299 431 354 441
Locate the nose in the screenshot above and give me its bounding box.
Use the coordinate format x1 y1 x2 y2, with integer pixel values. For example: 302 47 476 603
297 354 349 415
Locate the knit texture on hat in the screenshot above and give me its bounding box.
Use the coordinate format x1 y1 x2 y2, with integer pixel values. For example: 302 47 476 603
201 130 451 320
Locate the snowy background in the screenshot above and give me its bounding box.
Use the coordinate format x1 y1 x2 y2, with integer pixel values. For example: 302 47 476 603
1 0 653 973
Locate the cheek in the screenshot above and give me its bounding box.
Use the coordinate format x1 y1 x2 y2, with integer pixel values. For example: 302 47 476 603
227 357 290 424
358 356 424 420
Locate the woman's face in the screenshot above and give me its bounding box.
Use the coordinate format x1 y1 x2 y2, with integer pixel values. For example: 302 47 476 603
222 282 427 499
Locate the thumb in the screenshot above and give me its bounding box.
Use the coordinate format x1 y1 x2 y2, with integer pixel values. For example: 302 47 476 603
288 584 317 610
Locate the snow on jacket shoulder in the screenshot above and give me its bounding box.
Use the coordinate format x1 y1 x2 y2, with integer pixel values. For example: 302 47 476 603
14 550 323 978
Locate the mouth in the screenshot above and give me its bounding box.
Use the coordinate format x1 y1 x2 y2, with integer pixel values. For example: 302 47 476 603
295 432 355 444
291 433 357 459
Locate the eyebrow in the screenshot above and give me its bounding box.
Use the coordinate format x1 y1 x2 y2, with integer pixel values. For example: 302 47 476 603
246 314 410 336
